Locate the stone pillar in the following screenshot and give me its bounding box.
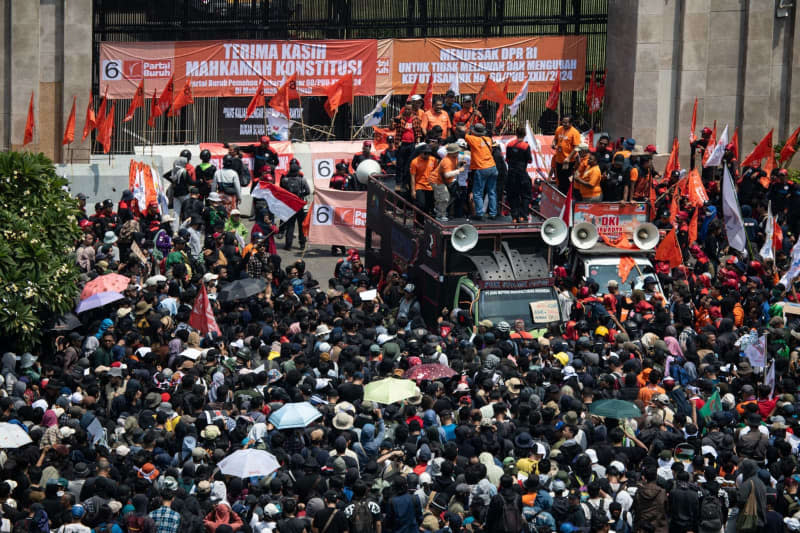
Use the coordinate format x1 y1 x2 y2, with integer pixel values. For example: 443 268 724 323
63 0 93 163
741 0 776 149
39 0 64 160
9 0 40 151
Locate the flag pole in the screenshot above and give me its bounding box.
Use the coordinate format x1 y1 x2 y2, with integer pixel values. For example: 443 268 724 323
297 97 307 141
328 109 337 141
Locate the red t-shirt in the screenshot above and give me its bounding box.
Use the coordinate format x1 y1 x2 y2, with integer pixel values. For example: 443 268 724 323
401 118 416 143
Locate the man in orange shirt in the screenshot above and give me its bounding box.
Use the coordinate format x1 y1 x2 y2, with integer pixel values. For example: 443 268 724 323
453 96 485 130
409 95 426 122
550 115 582 194
424 97 452 134
465 123 498 221
574 153 603 201
393 104 424 194
410 144 437 215
638 369 666 404
432 143 466 221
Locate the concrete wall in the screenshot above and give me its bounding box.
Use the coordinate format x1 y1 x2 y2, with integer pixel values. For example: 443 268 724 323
605 0 799 165
0 0 92 162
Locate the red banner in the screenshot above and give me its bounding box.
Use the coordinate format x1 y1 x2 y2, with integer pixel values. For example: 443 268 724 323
100 40 377 99
572 203 649 239
539 182 566 219
307 188 367 248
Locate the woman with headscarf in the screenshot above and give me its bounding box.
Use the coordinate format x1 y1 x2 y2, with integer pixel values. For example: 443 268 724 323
208 372 226 404
735 459 767 532
479 452 504 486
203 482 243 533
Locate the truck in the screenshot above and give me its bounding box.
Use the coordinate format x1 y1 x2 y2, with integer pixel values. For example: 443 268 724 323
364 177 564 329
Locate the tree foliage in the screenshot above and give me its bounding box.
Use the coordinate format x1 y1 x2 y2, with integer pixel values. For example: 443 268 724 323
0 152 81 349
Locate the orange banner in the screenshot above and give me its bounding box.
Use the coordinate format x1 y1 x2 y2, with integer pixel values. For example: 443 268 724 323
307 188 367 248
573 203 649 239
100 40 377 99
383 36 586 94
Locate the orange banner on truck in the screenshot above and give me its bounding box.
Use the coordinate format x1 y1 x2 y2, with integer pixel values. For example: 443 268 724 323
100 40 377 99
572 202 649 239
307 188 367 249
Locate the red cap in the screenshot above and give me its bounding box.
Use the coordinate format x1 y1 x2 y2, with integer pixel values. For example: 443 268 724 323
725 143 735 151
111 361 122 367
702 127 712 136
677 210 689 219
260 136 269 144
148 200 158 208
79 219 92 229
161 392 171 401
644 144 657 153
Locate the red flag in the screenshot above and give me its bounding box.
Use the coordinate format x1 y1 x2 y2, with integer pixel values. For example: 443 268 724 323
780 125 800 163
664 137 680 179
423 74 434 110
189 283 221 336
157 75 174 115
99 102 115 154
494 103 504 130
618 256 635 283
82 92 96 142
545 69 561 111
123 79 145 122
323 74 353 119
62 96 76 145
560 182 573 226
668 182 681 225
168 79 193 117
649 177 657 216
372 126 393 151
688 208 699 244
764 144 777 176
406 78 420 103
687 169 709 206
741 129 773 167
585 70 595 111
147 89 160 128
95 90 108 135
270 73 298 119
655 228 682 269
774 218 784 251
245 79 265 120
475 78 488 106
689 98 698 143
589 70 606 113
587 130 594 149
23 91 34 146
702 120 716 166
731 127 739 160
480 78 512 105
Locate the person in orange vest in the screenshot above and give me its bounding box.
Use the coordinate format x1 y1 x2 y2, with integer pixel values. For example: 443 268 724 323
509 319 533 341
452 95 485 130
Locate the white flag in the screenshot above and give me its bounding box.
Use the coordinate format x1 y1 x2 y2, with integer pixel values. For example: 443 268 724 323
745 335 767 368
448 74 460 96
525 120 548 180
362 92 393 128
267 108 291 141
704 125 729 167
722 164 747 254
760 201 774 261
780 239 800 287
509 79 529 117
765 359 776 396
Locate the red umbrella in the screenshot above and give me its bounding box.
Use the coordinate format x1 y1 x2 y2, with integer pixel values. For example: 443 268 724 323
405 363 458 381
80 273 130 300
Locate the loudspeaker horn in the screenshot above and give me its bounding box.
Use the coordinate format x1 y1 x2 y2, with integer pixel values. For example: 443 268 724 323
541 217 569 246
355 159 382 184
570 222 599 250
451 224 479 252
633 222 660 250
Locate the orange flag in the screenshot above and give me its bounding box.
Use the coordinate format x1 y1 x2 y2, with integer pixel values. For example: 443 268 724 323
245 79 265 120
475 77 488 106
741 129 773 167
147 89 160 127
649 178 657 216
406 78 419 103
270 73 298 119
123 79 145 122
82 92 96 141
423 74 434 110
702 120 716 166
774 219 784 251
687 169 708 206
95 89 108 135
99 102 115 154
494 103 504 130
478 77 511 105
23 91 34 146
157 75 174 115
688 208 698 244
189 282 222 335
600 233 636 250
168 79 193 117
618 256 636 283
780 125 800 163
664 137 680 179
689 98 698 143
731 127 739 160
655 228 682 269
545 69 561 110
668 186 680 225
764 144 777 176
62 96 76 145
323 74 353 118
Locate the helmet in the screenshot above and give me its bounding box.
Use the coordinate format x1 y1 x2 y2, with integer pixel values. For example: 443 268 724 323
387 135 395 143
575 320 590 333
595 326 609 337
576 336 592 350
335 162 348 173
222 155 233 168
496 321 510 333
200 149 211 162
180 149 191 161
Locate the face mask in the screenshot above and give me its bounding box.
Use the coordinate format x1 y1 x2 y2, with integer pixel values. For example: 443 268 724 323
610 482 620 492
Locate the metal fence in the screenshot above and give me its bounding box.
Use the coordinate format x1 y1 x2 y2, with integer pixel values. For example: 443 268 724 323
94 0 607 153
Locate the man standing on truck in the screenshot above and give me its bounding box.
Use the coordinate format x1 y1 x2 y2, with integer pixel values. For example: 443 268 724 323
410 144 437 215
574 153 603 202
505 126 533 223
394 104 424 194
431 143 465 222
550 115 582 194
465 123 498 221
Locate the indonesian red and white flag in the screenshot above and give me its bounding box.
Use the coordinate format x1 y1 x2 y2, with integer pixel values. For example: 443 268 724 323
703 124 728 167
251 182 306 220
189 282 221 336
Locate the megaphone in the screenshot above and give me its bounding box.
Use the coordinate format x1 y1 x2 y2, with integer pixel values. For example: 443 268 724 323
451 224 479 252
355 159 381 184
541 217 569 247
633 222 659 250
570 222 599 250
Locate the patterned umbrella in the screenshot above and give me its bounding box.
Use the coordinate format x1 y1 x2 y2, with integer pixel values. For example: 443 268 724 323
80 274 130 300
0 422 32 448
405 363 458 381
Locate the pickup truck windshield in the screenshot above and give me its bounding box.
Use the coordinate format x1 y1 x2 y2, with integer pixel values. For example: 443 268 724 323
586 263 659 295
480 288 558 329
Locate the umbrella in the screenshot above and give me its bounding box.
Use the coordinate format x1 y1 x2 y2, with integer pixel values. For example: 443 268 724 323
269 402 322 429
80 273 130 300
588 399 641 419
217 278 267 303
48 312 82 332
0 423 32 448
405 363 458 381
363 377 418 405
75 291 124 314
217 449 280 478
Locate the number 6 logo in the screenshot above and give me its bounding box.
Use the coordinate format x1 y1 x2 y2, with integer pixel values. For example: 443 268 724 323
314 158 334 181
102 60 122 81
314 205 333 225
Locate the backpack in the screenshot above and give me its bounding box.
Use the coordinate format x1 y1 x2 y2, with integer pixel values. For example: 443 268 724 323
126 514 145 533
699 491 723 530
283 176 303 197
585 499 608 525
239 167 251 187
350 500 375 533
669 359 691 386
501 497 525 533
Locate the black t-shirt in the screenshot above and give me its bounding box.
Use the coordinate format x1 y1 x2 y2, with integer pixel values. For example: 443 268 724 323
596 147 614 172
312 508 350 533
338 382 364 403
276 517 309 533
603 166 630 202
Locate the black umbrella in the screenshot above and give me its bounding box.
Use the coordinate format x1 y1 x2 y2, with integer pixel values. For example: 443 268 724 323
217 278 268 303
48 312 83 332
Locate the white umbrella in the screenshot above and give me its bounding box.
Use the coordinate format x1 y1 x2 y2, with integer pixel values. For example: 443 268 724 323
217 449 280 478
0 422 32 448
